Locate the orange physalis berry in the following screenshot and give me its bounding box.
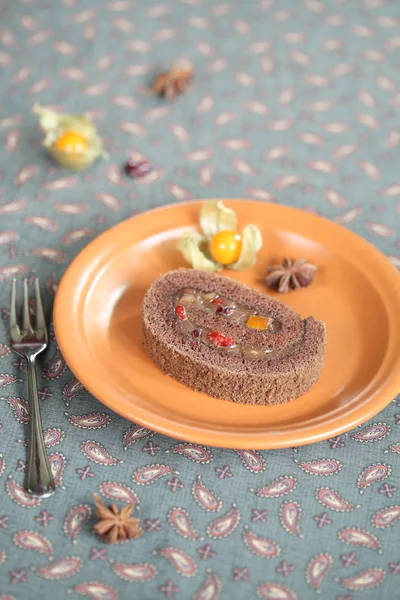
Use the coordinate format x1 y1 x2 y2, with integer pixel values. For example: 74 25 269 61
209 230 242 265
54 131 88 154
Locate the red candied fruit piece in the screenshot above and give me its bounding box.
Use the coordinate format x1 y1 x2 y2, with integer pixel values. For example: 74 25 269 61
211 297 224 305
191 329 201 338
207 330 236 348
175 304 187 320
125 159 152 178
216 306 234 316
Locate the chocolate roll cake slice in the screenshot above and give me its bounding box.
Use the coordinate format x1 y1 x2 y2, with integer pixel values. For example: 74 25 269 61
142 269 327 405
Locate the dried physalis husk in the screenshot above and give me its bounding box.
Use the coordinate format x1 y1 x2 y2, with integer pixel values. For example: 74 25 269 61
178 230 222 273
199 200 237 239
177 199 263 273
229 224 263 272
34 104 106 171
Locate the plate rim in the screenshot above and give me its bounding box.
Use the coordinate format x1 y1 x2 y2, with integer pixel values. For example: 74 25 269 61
54 199 400 449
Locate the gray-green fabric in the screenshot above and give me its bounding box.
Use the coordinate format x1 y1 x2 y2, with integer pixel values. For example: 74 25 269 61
0 0 399 599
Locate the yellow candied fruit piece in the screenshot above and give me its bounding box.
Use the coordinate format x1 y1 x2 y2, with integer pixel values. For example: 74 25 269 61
54 130 88 153
246 315 270 330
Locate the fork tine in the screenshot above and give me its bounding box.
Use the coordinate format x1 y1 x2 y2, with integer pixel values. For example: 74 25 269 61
9 279 20 340
34 278 46 336
23 278 32 333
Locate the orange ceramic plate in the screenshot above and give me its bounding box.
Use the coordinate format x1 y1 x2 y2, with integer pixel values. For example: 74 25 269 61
54 200 400 449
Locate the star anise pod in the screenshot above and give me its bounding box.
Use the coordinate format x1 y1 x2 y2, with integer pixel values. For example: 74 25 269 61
152 66 193 99
93 494 142 544
265 258 318 293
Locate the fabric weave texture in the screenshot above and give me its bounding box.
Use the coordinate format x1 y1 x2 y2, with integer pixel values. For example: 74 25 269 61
0 0 399 598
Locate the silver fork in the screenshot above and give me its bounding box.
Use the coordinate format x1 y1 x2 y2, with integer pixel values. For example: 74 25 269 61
10 278 55 497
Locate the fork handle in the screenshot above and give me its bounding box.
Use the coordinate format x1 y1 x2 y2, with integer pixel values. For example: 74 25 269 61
26 357 55 497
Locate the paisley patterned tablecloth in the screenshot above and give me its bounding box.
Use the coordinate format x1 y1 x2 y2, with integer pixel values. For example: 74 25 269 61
0 0 400 598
